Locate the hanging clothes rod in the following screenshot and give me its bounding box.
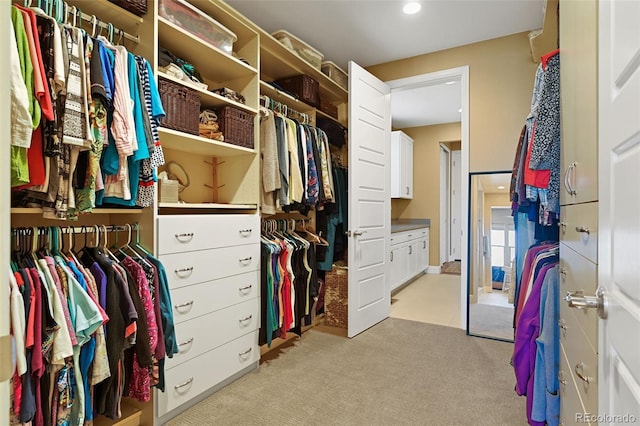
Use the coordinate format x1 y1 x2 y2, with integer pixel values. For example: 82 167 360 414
12 224 139 234
260 94 310 124
24 0 139 44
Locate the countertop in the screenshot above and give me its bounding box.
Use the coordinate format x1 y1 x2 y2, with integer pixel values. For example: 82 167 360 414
391 219 431 233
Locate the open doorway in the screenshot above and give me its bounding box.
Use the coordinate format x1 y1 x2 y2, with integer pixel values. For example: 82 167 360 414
386 66 469 330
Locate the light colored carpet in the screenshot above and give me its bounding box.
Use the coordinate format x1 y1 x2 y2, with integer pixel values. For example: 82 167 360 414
166 318 527 426
441 260 461 275
469 303 515 341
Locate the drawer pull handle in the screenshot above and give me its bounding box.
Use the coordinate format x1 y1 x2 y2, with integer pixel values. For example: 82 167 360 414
175 233 194 242
178 338 194 352
390 251 393 262
558 370 566 386
575 226 591 235
175 267 194 277
558 267 567 279
559 221 567 231
174 300 194 310
239 257 252 265
575 362 591 384
239 285 252 293
239 347 252 357
558 318 567 336
174 377 194 392
239 229 253 237
423 241 426 249
239 315 253 325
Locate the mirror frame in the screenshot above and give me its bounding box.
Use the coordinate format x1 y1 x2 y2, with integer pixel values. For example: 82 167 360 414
466 170 514 342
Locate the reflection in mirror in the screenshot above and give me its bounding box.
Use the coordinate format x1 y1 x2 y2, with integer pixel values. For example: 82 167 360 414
468 171 514 341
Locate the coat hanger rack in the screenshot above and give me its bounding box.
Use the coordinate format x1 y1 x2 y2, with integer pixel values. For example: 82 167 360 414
260 95 310 124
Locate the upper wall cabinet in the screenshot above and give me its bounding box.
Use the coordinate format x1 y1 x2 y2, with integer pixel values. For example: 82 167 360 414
391 130 414 199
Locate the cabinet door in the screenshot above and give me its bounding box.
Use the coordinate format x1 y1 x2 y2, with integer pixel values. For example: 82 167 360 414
418 237 429 272
390 131 402 198
390 245 403 291
401 134 413 199
407 241 420 276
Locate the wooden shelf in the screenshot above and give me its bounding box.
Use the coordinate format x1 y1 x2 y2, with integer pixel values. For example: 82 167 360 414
67 0 143 35
94 399 142 426
158 17 257 83
260 80 315 112
159 127 256 156
316 109 347 127
157 71 257 114
11 208 143 215
158 202 257 210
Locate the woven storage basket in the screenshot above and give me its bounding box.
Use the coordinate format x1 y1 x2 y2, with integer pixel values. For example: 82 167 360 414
324 265 348 328
158 77 200 135
216 106 254 149
108 0 147 16
274 75 320 108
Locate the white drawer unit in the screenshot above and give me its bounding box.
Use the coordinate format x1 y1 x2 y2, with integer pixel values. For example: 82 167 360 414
171 271 259 324
559 244 598 351
160 244 261 290
157 331 260 417
559 202 597 264
157 214 259 255
559 345 589 426
167 298 260 368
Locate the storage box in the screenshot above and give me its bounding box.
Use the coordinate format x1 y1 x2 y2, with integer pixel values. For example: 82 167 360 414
272 29 324 69
108 0 147 16
158 77 201 135
159 0 237 55
321 61 348 90
216 106 255 149
324 265 348 329
274 74 320 108
319 98 338 119
159 179 180 203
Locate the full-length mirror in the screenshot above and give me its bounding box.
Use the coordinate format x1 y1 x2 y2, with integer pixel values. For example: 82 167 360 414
467 171 514 341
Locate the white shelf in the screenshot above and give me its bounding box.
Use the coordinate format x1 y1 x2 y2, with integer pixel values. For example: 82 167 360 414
158 202 257 210
158 17 257 83
158 71 257 114
158 127 256 156
67 0 143 34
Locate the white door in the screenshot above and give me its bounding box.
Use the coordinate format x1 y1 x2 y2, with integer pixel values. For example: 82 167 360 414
347 61 391 338
401 133 413 198
598 0 640 419
450 150 462 261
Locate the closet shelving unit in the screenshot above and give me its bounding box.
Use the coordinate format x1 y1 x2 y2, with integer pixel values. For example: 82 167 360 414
155 0 260 210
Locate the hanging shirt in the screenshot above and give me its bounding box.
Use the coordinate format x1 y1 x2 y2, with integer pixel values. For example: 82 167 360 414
260 108 280 215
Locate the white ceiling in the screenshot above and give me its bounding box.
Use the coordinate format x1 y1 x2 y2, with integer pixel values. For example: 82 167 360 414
226 0 545 128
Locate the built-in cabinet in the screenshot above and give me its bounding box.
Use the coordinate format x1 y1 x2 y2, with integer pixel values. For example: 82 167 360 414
391 130 413 199
390 228 429 292
558 1 598 424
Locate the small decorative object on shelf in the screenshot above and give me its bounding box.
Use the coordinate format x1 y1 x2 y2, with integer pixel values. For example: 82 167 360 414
108 0 148 16
212 87 246 104
216 106 255 149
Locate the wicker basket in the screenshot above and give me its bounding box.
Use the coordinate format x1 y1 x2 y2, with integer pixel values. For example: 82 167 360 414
216 106 254 149
274 74 320 108
108 0 147 16
158 77 200 135
324 265 348 328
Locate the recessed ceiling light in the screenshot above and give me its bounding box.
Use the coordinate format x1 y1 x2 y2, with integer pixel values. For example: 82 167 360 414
403 2 421 15
497 186 505 190
458 108 462 113
444 81 456 85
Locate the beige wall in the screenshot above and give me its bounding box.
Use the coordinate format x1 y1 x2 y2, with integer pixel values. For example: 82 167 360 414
379 31 537 267
368 31 538 173
392 123 461 265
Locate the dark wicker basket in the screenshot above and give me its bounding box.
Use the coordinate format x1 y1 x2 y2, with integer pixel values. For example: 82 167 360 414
274 74 320 108
108 0 147 16
216 106 254 149
158 77 200 135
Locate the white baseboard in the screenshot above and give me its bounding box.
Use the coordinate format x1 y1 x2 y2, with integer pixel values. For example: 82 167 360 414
426 265 441 274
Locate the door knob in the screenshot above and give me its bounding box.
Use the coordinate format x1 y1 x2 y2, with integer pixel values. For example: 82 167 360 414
564 286 608 319
352 230 367 237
